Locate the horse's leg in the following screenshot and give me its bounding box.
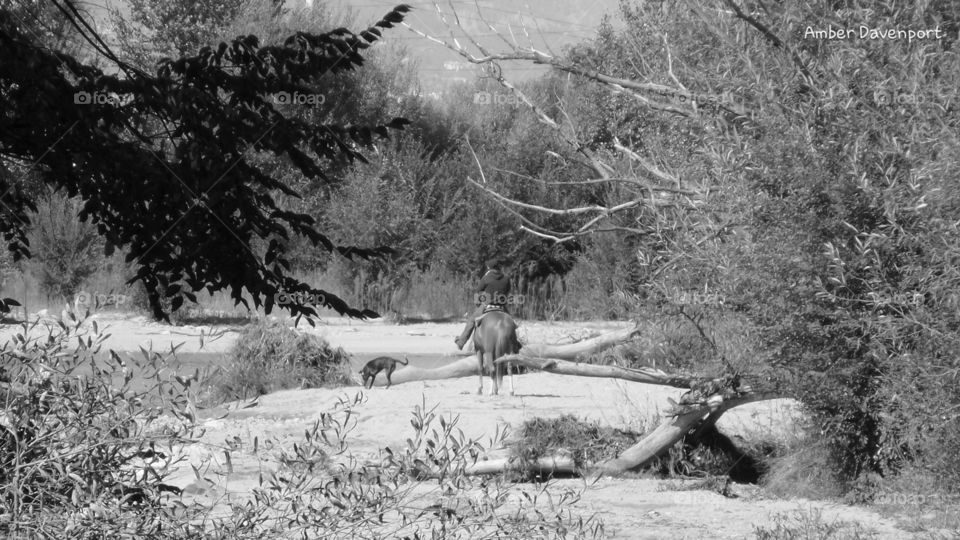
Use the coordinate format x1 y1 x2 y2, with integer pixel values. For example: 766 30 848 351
508 360 515 396
476 349 484 395
489 352 499 395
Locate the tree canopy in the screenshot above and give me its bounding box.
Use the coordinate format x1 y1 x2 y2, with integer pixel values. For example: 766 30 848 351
0 2 413 321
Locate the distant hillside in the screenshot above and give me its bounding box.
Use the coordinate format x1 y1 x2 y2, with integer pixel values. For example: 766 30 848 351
329 0 621 89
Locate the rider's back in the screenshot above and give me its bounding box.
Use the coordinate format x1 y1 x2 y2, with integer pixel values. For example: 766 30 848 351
477 269 510 305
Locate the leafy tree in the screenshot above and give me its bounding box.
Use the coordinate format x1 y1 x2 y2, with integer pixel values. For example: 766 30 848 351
25 190 104 301
111 0 257 66
0 2 414 321
421 0 960 490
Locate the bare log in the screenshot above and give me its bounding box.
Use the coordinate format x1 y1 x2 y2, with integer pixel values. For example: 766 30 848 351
412 454 578 479
494 355 697 389
465 455 578 476
591 394 782 476
591 408 708 476
432 409 708 478
370 355 480 386
518 323 641 359
431 395 786 478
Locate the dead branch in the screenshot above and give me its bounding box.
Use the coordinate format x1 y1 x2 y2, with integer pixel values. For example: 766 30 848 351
493 355 697 389
718 0 814 84
404 2 722 245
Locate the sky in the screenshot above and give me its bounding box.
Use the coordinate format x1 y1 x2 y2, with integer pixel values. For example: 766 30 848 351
86 0 623 90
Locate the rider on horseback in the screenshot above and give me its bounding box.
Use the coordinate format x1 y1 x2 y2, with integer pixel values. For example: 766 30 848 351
454 258 510 350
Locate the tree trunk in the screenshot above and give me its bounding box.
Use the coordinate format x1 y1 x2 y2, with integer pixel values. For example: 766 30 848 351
519 323 641 359
428 397 778 478
493 355 698 389
466 455 578 476
411 408 715 479
374 355 482 386
590 408 709 475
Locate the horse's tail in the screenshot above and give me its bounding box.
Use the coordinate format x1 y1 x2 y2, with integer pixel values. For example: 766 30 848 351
400 355 409 365
494 320 520 358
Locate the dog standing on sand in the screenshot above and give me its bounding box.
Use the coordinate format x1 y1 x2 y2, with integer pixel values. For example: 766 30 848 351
360 355 409 389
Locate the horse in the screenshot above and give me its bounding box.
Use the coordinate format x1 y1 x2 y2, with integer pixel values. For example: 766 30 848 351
472 309 521 395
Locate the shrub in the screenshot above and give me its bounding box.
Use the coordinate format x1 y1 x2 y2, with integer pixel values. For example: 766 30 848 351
560 250 640 321
210 319 352 402
753 508 875 540
0 312 201 537
761 436 844 501
208 399 605 539
509 415 639 476
392 264 471 320
24 190 104 301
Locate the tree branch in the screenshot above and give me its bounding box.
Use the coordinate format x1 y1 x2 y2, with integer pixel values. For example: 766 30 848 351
494 354 699 389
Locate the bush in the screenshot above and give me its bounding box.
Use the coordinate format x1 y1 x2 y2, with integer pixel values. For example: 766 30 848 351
210 400 605 539
560 246 641 321
760 434 844 501
509 415 639 476
24 190 104 301
0 312 200 537
210 319 352 402
391 264 471 320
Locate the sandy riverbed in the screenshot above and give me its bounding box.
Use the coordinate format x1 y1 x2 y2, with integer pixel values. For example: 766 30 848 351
1 313 924 538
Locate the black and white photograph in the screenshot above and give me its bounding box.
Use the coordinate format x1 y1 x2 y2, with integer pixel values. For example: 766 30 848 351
1 0 958 537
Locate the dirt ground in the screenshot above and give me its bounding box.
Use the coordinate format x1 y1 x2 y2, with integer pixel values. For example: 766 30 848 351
1 313 932 538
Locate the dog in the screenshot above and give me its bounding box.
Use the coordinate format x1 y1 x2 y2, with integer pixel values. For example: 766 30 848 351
359 355 409 389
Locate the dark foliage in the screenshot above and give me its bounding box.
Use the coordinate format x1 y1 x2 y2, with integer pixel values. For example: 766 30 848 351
0 3 413 322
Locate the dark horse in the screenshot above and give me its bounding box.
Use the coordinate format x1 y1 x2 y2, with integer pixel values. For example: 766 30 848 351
473 309 521 395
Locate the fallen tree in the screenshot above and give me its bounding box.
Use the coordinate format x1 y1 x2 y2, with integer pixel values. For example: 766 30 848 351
413 387 783 479
365 322 644 387
494 354 697 389
365 322 785 478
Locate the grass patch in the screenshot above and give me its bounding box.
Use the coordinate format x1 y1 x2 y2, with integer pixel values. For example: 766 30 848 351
753 507 878 539
208 319 353 403
508 415 640 479
761 436 844 500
